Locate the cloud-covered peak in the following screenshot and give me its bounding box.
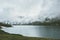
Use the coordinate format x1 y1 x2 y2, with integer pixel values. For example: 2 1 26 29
0 0 60 23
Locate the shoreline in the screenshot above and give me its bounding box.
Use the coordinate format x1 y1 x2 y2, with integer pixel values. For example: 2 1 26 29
0 30 59 40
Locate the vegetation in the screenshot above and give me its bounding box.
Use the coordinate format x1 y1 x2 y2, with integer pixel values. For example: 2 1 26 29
0 17 60 40
0 22 12 27
0 30 58 40
26 17 60 26
0 22 59 40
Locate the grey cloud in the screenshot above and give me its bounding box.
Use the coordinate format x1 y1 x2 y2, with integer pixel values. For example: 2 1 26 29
0 0 60 22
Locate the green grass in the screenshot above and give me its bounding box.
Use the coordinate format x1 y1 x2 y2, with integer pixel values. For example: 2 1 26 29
0 30 59 40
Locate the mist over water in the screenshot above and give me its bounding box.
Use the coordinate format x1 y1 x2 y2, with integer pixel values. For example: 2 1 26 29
0 0 60 39
0 0 60 23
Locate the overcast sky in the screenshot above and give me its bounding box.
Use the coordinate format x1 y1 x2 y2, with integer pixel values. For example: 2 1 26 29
0 0 60 22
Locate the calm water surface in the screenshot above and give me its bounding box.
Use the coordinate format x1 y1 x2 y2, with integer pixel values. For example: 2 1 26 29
1 25 60 39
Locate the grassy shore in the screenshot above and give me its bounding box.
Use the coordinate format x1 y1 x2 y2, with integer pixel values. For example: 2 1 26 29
0 30 59 40
0 22 59 40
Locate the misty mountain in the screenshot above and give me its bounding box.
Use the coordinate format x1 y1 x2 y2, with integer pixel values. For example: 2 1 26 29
0 0 60 24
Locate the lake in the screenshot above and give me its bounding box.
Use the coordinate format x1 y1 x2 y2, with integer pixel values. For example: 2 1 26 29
1 25 60 39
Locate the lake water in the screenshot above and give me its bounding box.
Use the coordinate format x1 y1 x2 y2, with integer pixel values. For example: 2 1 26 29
1 25 60 39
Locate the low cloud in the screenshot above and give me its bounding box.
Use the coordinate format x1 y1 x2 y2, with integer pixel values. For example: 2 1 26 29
0 0 60 22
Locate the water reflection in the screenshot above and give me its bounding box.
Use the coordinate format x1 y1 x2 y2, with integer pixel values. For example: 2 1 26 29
1 25 60 39
1 25 39 37
36 26 60 39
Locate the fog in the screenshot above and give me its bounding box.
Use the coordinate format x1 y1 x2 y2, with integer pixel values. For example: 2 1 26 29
0 0 60 23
